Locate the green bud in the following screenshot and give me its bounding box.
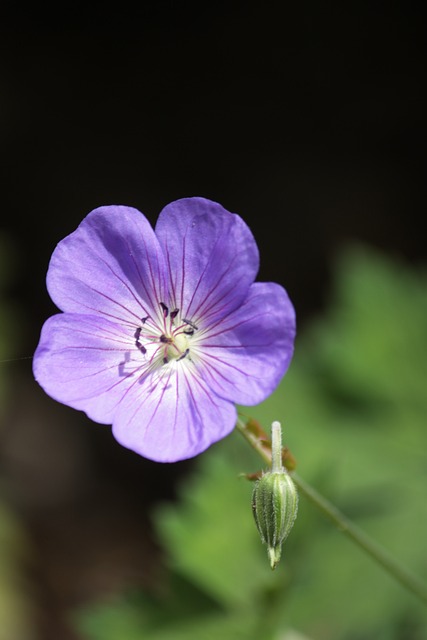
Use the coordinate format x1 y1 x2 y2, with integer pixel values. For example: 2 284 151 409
252 421 298 569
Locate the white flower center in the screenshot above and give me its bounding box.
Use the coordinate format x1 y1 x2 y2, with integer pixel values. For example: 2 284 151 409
133 302 198 368
162 330 190 361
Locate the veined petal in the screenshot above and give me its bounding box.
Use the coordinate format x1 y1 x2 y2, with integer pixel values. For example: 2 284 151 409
112 364 237 462
47 206 167 325
195 282 296 405
155 198 259 327
33 313 147 424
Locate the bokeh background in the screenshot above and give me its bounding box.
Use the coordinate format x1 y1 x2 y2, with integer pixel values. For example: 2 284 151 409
1 3 426 639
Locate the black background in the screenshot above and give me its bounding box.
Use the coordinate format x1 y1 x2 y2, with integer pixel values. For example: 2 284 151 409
1 3 426 638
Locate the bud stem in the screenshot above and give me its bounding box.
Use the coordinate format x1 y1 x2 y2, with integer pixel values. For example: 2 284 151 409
236 416 427 606
271 421 283 472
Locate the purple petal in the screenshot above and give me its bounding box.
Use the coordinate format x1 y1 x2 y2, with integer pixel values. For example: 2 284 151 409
196 282 296 405
155 198 259 327
112 365 238 462
33 313 145 424
47 206 167 325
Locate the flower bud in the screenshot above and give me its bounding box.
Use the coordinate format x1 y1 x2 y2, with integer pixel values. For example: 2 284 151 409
251 421 298 569
252 469 298 569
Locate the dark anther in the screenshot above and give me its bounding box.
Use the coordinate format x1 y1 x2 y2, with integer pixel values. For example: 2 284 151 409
170 308 179 319
184 327 194 336
160 302 169 318
141 316 149 324
134 327 147 354
177 348 190 362
163 356 169 365
183 318 198 331
160 334 173 344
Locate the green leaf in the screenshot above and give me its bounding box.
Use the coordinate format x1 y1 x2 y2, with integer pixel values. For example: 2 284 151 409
76 245 427 640
154 434 274 609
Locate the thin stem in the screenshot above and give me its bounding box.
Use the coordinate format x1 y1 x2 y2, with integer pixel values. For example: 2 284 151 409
270 421 283 472
236 417 427 606
292 472 427 605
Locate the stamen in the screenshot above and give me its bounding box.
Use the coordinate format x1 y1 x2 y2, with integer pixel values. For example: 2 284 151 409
160 334 173 344
177 348 190 362
183 318 198 331
170 308 179 320
134 327 147 354
160 302 169 318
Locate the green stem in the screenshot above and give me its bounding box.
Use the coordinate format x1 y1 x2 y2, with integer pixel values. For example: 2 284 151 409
270 421 283 472
236 417 427 606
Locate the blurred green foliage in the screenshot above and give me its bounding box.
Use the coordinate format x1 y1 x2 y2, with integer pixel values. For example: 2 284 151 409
76 246 427 640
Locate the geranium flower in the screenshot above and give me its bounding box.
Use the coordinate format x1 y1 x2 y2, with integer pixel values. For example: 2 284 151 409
33 198 296 462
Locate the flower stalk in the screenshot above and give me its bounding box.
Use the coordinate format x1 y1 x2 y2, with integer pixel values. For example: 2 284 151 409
270 421 283 472
236 416 427 606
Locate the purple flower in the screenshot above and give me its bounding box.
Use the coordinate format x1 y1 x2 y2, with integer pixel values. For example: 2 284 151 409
33 198 296 462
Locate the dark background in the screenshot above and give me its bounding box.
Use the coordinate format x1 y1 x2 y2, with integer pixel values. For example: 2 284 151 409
1 3 426 638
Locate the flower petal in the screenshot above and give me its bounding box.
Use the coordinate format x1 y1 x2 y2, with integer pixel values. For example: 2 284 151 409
33 313 146 424
195 282 296 405
155 197 259 327
112 364 237 462
47 206 167 325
